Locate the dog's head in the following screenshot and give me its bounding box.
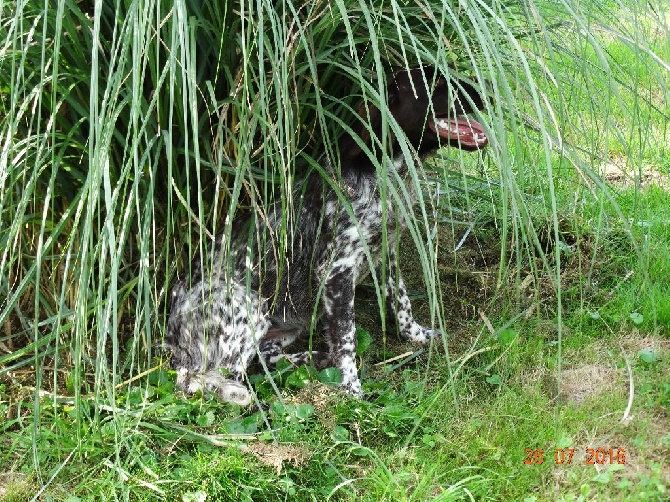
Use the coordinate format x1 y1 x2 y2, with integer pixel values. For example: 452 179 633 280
389 66 488 153
341 66 488 164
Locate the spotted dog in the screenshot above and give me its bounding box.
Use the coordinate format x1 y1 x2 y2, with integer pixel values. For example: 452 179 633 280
164 66 488 405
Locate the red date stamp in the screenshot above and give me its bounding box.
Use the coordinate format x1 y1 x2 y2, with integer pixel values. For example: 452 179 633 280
525 448 627 465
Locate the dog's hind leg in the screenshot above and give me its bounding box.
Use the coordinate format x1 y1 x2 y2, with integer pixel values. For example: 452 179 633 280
166 282 269 406
259 329 330 369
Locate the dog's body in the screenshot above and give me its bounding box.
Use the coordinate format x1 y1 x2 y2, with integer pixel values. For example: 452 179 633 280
165 67 488 405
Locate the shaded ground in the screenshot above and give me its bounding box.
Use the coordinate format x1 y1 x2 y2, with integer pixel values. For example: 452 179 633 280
354 223 501 362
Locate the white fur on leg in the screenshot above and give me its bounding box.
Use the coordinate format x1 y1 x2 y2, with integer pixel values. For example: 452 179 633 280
338 354 362 395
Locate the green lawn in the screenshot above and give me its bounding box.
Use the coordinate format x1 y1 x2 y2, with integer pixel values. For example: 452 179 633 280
3 165 668 502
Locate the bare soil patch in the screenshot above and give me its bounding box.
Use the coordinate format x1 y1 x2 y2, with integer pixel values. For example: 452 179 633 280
603 158 668 188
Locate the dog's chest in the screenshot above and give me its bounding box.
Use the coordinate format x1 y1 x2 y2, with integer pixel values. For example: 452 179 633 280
253 170 402 319
321 172 399 260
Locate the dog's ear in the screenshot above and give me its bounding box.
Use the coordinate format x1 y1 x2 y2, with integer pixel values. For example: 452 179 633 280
389 67 424 101
388 69 410 105
388 84 399 106
452 78 487 113
340 67 427 163
338 99 382 162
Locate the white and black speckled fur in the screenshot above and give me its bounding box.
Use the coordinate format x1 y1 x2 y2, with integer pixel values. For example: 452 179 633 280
164 66 488 404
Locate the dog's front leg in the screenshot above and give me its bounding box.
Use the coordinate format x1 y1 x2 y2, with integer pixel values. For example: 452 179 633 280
384 249 441 344
322 267 361 395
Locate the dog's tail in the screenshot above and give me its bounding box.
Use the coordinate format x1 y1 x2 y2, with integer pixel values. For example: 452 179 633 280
175 367 252 406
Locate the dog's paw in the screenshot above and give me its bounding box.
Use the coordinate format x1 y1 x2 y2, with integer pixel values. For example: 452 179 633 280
341 378 362 396
175 367 189 387
337 359 362 396
421 326 443 343
282 350 331 370
201 371 252 406
217 380 252 406
175 368 252 406
402 323 443 345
